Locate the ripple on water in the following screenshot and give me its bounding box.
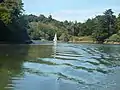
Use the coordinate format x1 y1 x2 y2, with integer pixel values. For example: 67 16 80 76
1 43 120 90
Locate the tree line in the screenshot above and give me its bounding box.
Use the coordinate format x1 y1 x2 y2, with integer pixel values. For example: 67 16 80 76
25 9 120 43
0 0 120 44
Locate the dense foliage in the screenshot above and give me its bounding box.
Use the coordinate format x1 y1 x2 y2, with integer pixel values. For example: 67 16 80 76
25 9 119 43
0 0 30 43
0 0 120 44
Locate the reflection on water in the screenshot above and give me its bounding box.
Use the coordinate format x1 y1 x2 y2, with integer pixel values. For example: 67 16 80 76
0 43 120 90
53 45 57 58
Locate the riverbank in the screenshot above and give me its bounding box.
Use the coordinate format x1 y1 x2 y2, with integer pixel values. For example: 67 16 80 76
69 36 120 45
69 41 120 45
104 41 120 45
69 36 94 44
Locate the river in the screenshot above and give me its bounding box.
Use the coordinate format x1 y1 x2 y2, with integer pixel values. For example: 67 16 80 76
0 43 120 90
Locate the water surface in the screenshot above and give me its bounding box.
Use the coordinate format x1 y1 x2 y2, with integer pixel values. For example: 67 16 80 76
0 43 120 90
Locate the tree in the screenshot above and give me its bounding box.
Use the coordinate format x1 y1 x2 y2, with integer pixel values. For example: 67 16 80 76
48 15 52 22
38 14 46 22
0 2 11 24
59 33 69 42
84 19 95 35
104 9 117 35
0 0 31 43
92 9 117 43
117 14 120 32
0 7 11 24
0 0 23 24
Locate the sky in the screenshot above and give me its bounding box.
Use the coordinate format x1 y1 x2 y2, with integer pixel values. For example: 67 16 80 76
23 0 120 22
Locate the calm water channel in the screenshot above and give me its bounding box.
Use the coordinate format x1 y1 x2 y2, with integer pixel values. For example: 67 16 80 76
0 43 120 90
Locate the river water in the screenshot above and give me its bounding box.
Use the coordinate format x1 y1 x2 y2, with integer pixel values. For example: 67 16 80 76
0 43 120 90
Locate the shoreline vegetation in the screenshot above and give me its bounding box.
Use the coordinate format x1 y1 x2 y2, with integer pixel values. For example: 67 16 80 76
0 35 120 45
0 1 120 44
69 36 120 45
69 40 120 45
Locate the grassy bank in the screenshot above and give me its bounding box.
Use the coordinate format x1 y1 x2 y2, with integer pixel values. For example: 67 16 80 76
69 36 94 43
69 36 120 44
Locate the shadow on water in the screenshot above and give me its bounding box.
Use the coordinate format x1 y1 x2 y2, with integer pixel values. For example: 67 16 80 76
0 44 30 90
27 45 53 59
0 44 53 90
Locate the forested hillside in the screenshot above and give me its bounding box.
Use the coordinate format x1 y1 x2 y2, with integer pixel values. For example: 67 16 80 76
0 0 120 44
25 9 120 43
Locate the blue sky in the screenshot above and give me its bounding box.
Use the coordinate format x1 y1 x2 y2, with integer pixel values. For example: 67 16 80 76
23 0 120 22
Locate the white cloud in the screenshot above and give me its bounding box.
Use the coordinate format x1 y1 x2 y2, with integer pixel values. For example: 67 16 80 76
52 9 102 22
51 7 120 22
24 6 120 22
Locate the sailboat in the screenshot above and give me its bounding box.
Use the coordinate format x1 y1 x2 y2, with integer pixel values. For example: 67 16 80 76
53 33 57 45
